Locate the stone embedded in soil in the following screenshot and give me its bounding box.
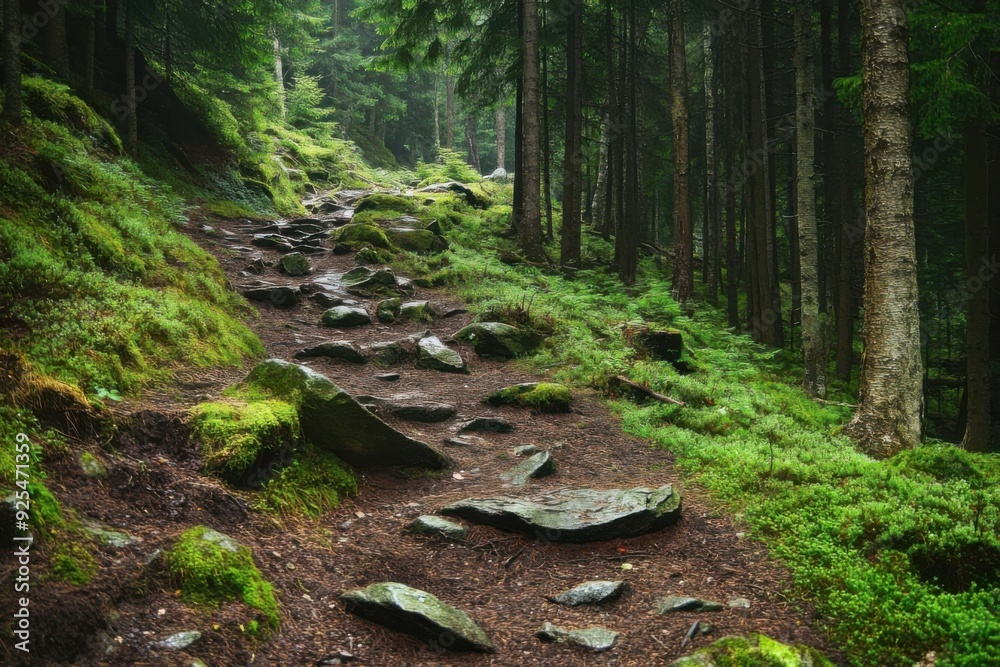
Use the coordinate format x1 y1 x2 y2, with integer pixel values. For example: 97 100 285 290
242 285 301 308
548 581 627 607
279 252 312 276
311 292 344 309
295 341 367 364
79 452 108 478
535 622 619 652
199 528 242 553
657 596 727 613
252 234 295 251
384 401 457 423
377 298 401 323
671 634 835 667
439 485 681 543
444 436 483 448
442 308 469 318
514 444 541 456
399 301 435 323
459 417 513 433
341 582 494 653
454 322 543 359
82 520 139 548
487 382 573 413
500 451 555 486
408 515 468 540
384 227 448 253
417 336 468 373
728 597 751 609
376 372 401 382
245 360 451 470
151 631 202 651
322 306 372 328
342 266 398 291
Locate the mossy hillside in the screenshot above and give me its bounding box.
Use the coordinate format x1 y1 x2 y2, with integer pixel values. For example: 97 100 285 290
165 526 280 632
399 194 1000 666
0 84 263 396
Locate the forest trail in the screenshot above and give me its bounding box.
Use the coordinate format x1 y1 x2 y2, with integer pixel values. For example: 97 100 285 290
60 189 828 666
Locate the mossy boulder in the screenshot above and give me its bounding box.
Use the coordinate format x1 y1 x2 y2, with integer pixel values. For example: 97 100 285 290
418 336 468 373
279 252 311 276
243 360 451 470
336 223 393 250
384 227 448 253
354 193 418 215
455 322 542 359
342 582 494 653
377 298 402 323
164 526 280 632
342 266 398 293
399 301 435 323
487 383 573 413
322 306 372 328
188 399 299 487
671 634 834 667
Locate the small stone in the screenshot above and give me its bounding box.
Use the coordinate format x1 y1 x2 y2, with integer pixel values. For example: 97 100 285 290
82 520 139 548
398 301 435 323
513 444 541 456
657 596 726 613
408 515 468 540
728 597 751 609
548 581 627 607
459 417 513 433
376 373 401 382
199 528 242 553
444 437 477 448
79 452 108 478
500 451 555 486
311 292 344 309
417 336 468 373
377 298 401 323
279 252 311 276
535 622 619 652
151 631 202 651
322 306 372 328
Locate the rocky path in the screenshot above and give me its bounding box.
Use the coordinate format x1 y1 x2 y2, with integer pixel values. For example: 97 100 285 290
43 189 830 666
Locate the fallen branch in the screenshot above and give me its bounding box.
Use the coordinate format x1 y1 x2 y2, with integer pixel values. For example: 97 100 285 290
811 398 859 409
615 376 686 407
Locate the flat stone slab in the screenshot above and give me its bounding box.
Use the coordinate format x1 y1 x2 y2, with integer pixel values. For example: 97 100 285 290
440 485 681 543
500 451 554 486
418 336 467 373
548 581 627 607
295 341 366 364
459 417 513 433
514 444 541 456
384 401 457 423
408 515 468 540
536 622 619 652
245 360 451 470
341 582 494 653
657 596 727 613
242 286 301 308
376 373 401 382
322 306 372 328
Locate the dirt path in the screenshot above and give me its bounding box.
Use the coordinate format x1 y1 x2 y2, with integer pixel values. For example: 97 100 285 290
22 190 831 666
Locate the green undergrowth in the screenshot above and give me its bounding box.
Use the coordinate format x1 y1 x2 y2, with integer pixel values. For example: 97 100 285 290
0 78 263 396
397 191 1000 666
165 525 279 633
414 148 482 187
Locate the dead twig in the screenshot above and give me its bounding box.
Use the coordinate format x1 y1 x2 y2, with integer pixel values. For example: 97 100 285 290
615 375 686 407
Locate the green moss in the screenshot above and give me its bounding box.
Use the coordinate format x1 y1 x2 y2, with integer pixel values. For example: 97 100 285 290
335 223 394 250
673 634 833 667
415 149 482 186
79 451 108 478
188 399 299 481
165 526 280 630
47 541 98 586
487 383 573 413
355 245 394 264
259 446 357 517
354 193 418 215
21 76 122 153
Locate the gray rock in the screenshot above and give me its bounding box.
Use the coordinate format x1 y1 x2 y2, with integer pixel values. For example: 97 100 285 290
82 520 139 548
310 292 344 309
454 322 542 359
322 306 372 328
377 298 401 323
440 485 681 543
295 341 367 364
536 622 619 652
199 528 242 553
79 452 108 478
384 401 457 423
728 597 751 609
376 373 401 382
279 252 311 276
444 437 480 448
252 234 294 251
245 360 451 470
487 167 508 182
398 301 435 323
500 451 555 486
657 596 726 613
514 444 541 456
408 515 468 540
342 266 397 292
152 631 202 651
417 336 467 373
242 286 301 308
341 582 494 653
459 417 513 433
548 581 627 607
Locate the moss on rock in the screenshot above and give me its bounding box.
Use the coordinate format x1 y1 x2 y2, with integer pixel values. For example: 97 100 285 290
670 634 834 667
335 224 394 250
487 383 573 413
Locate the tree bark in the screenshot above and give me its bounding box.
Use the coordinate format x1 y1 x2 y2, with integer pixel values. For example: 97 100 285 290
85 0 97 98
445 72 456 149
670 0 693 301
560 0 584 268
704 23 720 302
465 116 481 173
618 0 639 285
833 0 856 382
518 0 545 261
434 70 441 150
963 118 990 451
844 0 924 456
274 37 286 120
795 2 826 397
42 1 71 79
125 0 138 157
542 12 553 242
495 105 506 170
3 0 21 126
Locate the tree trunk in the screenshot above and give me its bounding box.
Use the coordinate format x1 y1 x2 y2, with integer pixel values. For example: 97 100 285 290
963 118 989 451
42 2 71 79
511 75 524 235
519 0 545 261
3 0 21 126
434 70 441 150
844 0 924 456
125 0 138 157
542 15 553 242
560 0 584 267
795 3 825 398
618 0 639 285
84 0 97 98
704 23 720 302
833 0 856 382
495 106 506 170
445 73 456 149
670 0 693 301
465 116 481 173
592 112 611 233
274 37 286 119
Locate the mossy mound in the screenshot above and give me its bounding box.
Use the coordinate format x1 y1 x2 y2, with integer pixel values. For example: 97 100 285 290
165 526 280 632
335 223 394 250
487 383 573 413
188 399 300 486
671 634 834 667
354 193 418 215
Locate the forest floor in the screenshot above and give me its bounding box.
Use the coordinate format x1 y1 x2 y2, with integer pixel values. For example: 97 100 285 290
24 189 831 667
